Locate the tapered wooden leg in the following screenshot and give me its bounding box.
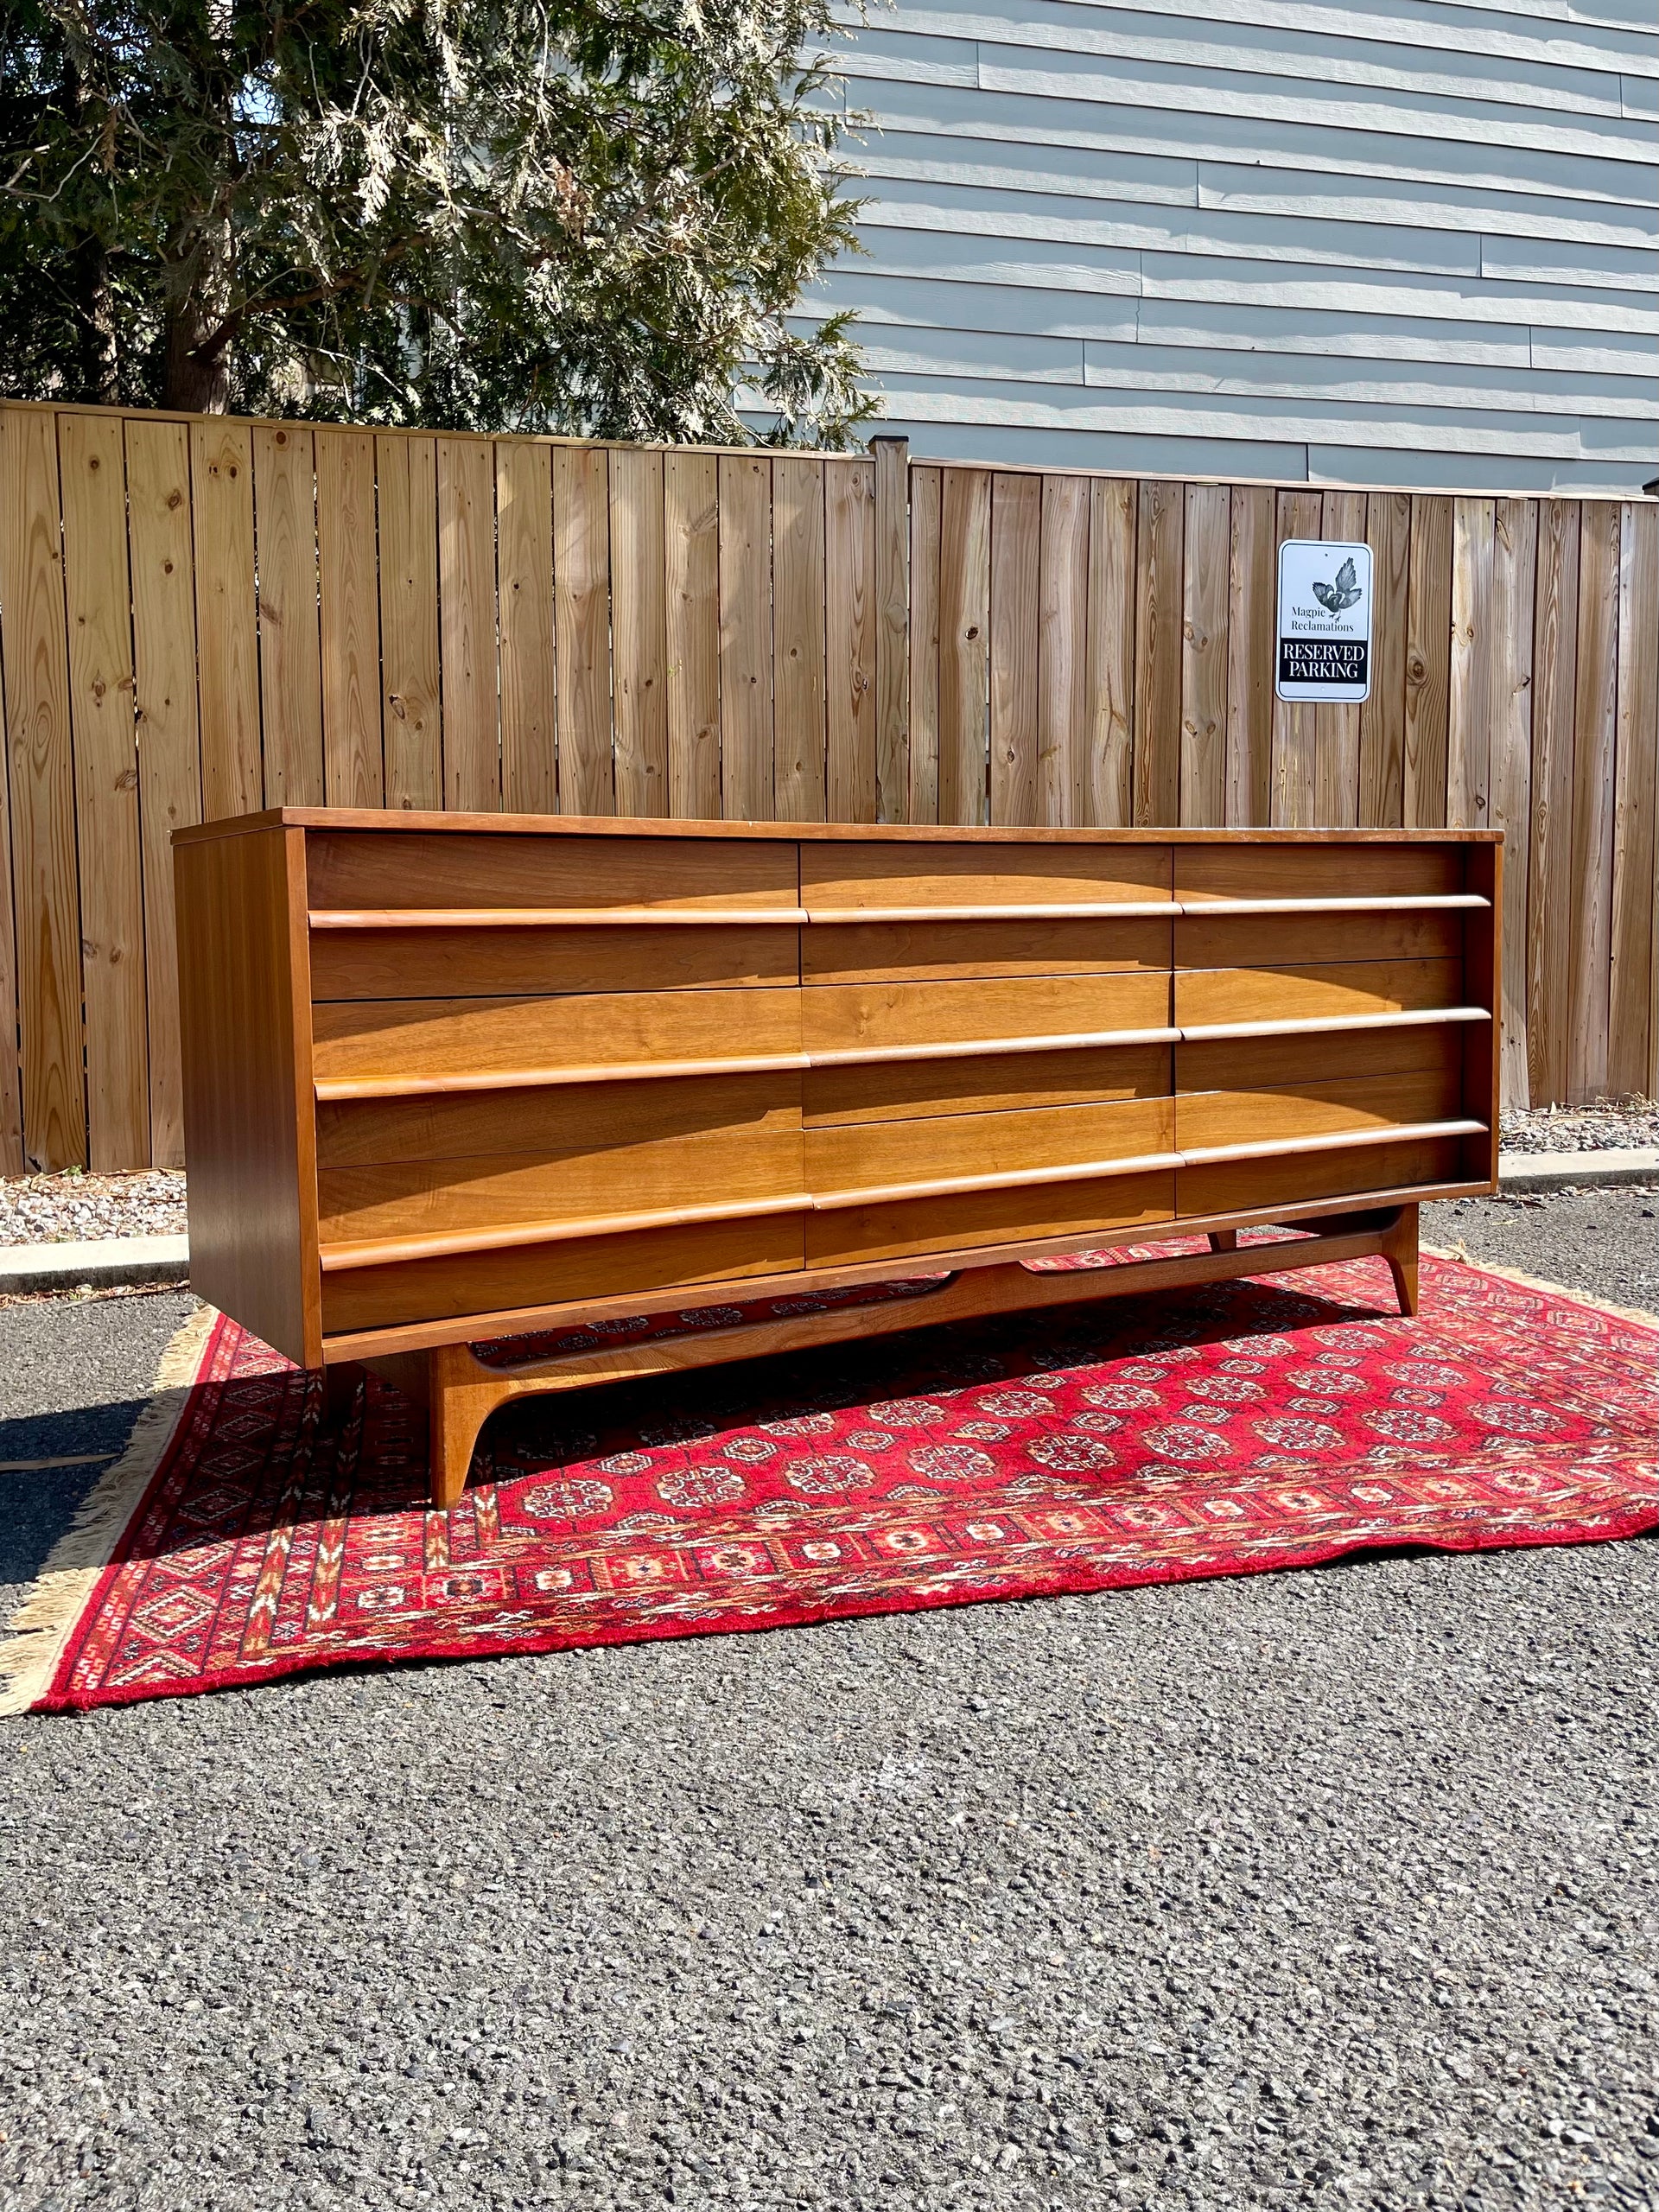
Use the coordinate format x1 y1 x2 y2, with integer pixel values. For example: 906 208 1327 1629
322 1360 365 1429
1383 1204 1420 1316
1207 1229 1239 1254
427 1343 504 1510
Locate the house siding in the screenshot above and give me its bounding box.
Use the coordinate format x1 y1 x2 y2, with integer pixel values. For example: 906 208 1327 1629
812 0 1659 490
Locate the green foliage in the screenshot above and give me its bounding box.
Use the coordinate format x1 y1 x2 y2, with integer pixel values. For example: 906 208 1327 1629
0 0 872 444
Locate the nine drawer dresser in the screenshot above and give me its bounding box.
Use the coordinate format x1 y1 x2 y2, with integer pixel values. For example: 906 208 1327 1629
174 813 1501 1504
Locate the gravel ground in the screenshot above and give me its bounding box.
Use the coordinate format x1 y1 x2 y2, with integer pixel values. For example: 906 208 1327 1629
0 1171 188 1247
1426 1187 1659 1319
1499 1102 1659 1155
0 1198 1654 2212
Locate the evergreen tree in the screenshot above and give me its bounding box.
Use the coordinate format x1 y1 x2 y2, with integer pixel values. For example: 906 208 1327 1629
0 0 870 444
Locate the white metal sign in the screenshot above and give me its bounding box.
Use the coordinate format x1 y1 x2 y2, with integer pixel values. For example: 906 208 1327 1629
1275 539 1373 703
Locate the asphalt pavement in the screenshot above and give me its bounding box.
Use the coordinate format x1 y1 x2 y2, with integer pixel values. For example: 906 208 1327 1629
0 1192 1653 2212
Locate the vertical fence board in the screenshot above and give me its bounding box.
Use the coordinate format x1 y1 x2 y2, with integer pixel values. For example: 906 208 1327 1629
1270 488 1321 827
315 429 383 809
990 473 1040 827
495 440 556 816
908 464 942 826
1134 480 1183 826
378 434 442 811
1224 486 1272 829
438 436 500 812
772 458 827 823
938 468 990 827
1359 491 1410 828
125 416 202 1166
1526 502 1580 1108
1084 479 1136 828
873 438 910 824
826 458 876 825
1404 493 1453 828
1317 488 1367 825
59 413 148 1169
555 446 615 817
1 408 83 1168
192 421 262 819
610 448 669 820
252 424 324 807
1491 498 1538 1110
0 419 23 1173
717 454 772 822
1037 474 1089 829
664 452 721 820
1609 502 1657 1100
1567 500 1620 1103
1180 483 1229 827
1447 495 1496 829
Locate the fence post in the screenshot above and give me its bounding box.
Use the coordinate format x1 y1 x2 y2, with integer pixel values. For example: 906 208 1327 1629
872 435 910 823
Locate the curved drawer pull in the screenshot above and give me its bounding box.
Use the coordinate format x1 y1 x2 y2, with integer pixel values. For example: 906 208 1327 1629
309 906 809 929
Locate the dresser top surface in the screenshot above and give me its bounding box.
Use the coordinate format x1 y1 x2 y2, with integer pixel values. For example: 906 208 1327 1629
175 809 1503 850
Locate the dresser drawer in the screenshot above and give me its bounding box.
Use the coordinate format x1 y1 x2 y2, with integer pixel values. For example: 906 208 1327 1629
806 1039 1171 1128
308 830 799 912
1176 957 1463 1031
1176 1020 1464 1098
318 1069 798 1170
321 1216 804 1336
802 840 1172 911
803 972 1171 1058
804 1096 1175 1266
318 1120 804 1249
1175 1065 1462 1154
1178 1135 1465 1220
311 920 796 1001
806 1173 1175 1268
1174 843 1465 903
1175 906 1462 973
804 914 1169 985
311 987 804 1084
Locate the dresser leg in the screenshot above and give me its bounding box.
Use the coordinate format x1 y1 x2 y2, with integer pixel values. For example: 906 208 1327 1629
427 1343 500 1510
1207 1229 1238 1253
1383 1205 1421 1317
321 1360 365 1429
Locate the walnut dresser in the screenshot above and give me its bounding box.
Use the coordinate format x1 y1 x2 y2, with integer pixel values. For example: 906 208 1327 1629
173 813 1501 1504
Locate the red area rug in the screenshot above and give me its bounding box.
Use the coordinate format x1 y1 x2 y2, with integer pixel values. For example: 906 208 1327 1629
5 1243 1655 1712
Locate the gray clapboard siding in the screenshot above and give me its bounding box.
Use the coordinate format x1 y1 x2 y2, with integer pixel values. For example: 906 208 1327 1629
865 372 1656 460
970 48 1655 162
849 322 1654 422
861 179 1489 277
815 281 1657 422
819 0 1658 493
855 139 1657 249
1033 0 1658 73
836 222 1659 335
887 1 1631 116
829 67 1658 205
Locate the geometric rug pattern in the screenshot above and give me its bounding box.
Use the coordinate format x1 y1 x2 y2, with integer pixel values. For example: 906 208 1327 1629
27 1245 1659 1711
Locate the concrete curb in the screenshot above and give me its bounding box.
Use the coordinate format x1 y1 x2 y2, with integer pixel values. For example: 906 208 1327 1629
0 1234 190 1294
0 1152 1652 1295
1497 1147 1659 1195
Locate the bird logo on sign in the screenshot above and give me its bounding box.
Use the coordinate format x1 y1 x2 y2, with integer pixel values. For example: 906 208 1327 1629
1311 557 1363 613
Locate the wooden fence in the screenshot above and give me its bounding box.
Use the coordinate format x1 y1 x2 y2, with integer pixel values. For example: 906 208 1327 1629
0 397 1655 1172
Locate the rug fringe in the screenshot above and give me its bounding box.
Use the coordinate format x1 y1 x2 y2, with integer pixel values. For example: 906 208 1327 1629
0 1303 217 1718
1421 1244 1659 1329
